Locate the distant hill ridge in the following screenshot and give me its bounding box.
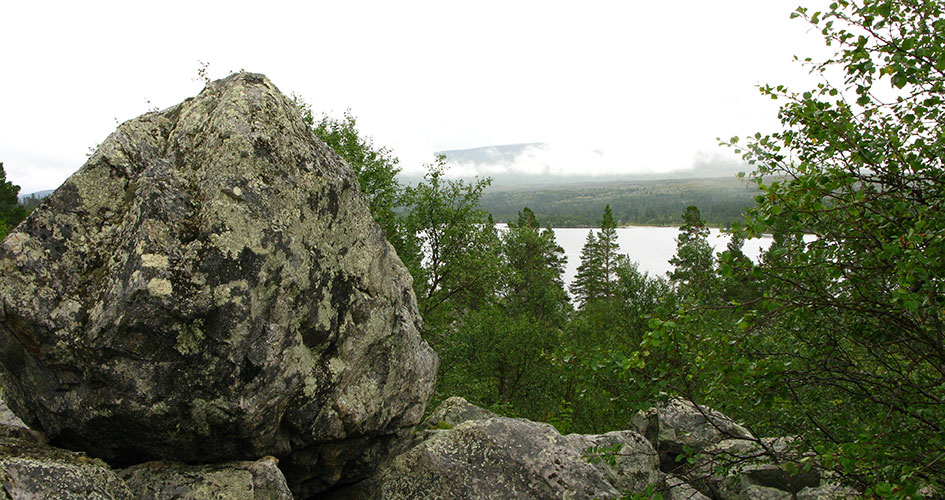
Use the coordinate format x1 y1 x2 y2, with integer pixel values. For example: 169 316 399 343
19 189 54 202
478 176 759 228
410 143 748 189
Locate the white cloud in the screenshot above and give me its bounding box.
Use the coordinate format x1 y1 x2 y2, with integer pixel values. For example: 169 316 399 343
0 0 829 193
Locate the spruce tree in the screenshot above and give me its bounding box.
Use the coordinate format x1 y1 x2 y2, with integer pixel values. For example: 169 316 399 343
503 207 568 319
571 205 623 307
597 204 620 295
571 231 603 307
668 205 714 301
0 163 26 240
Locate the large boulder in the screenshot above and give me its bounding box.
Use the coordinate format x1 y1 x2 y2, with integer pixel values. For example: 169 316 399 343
0 72 437 496
342 414 660 499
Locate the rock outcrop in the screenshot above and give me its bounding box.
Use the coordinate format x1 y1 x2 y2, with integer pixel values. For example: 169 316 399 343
0 72 437 496
632 398 857 500
0 411 295 500
333 397 660 500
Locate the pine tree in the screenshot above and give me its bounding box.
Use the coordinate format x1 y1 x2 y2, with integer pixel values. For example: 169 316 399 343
668 205 715 301
571 205 624 307
597 205 620 294
503 207 569 319
571 231 603 307
0 163 26 240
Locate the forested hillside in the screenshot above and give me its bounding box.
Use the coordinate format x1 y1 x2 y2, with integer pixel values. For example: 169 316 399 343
479 176 759 227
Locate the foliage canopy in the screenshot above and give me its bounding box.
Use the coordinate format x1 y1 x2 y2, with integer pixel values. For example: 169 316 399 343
640 0 945 495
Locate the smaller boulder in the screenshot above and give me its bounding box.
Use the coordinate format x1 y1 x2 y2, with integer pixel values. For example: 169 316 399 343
419 396 497 430
0 389 27 429
0 430 132 499
737 484 793 500
355 416 659 500
118 457 292 500
630 398 754 472
796 483 859 499
693 437 819 500
0 392 45 444
660 474 711 500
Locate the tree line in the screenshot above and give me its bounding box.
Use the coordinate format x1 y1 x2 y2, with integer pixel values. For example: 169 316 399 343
479 176 760 228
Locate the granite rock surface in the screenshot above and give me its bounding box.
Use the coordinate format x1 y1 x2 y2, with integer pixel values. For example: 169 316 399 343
0 72 437 496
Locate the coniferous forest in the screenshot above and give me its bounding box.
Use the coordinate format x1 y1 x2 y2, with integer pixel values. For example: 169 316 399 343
1 1 942 497
478 176 760 228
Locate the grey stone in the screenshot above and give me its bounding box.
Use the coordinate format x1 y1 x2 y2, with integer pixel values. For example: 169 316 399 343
0 389 26 429
0 431 132 499
419 396 497 430
660 474 711 500
0 72 437 497
796 483 859 499
738 484 793 500
352 416 659 500
0 391 45 445
631 398 754 473
695 437 819 500
118 457 292 499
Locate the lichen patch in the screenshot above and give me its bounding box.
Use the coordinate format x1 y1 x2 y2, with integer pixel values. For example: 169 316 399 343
141 254 169 269
146 278 173 297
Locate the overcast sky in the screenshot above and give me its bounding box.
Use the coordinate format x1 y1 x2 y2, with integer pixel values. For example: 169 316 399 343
0 1 829 194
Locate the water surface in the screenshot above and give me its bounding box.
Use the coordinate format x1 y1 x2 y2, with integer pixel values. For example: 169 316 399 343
545 226 772 287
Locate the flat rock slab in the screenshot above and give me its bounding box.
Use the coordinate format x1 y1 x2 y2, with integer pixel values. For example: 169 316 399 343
119 457 292 500
346 416 659 500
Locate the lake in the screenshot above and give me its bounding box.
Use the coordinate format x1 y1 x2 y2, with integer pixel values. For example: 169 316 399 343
504 226 773 287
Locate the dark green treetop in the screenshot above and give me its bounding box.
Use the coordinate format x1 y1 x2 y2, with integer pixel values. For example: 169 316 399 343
0 162 26 240
668 205 715 301
571 204 623 307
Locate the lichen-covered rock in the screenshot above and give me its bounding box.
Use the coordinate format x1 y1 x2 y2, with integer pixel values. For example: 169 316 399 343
0 72 437 496
736 484 793 500
0 389 27 430
351 416 659 500
630 400 858 500
796 483 859 499
419 396 497 430
691 437 820 500
660 474 711 500
630 398 753 472
119 457 292 499
0 431 132 499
